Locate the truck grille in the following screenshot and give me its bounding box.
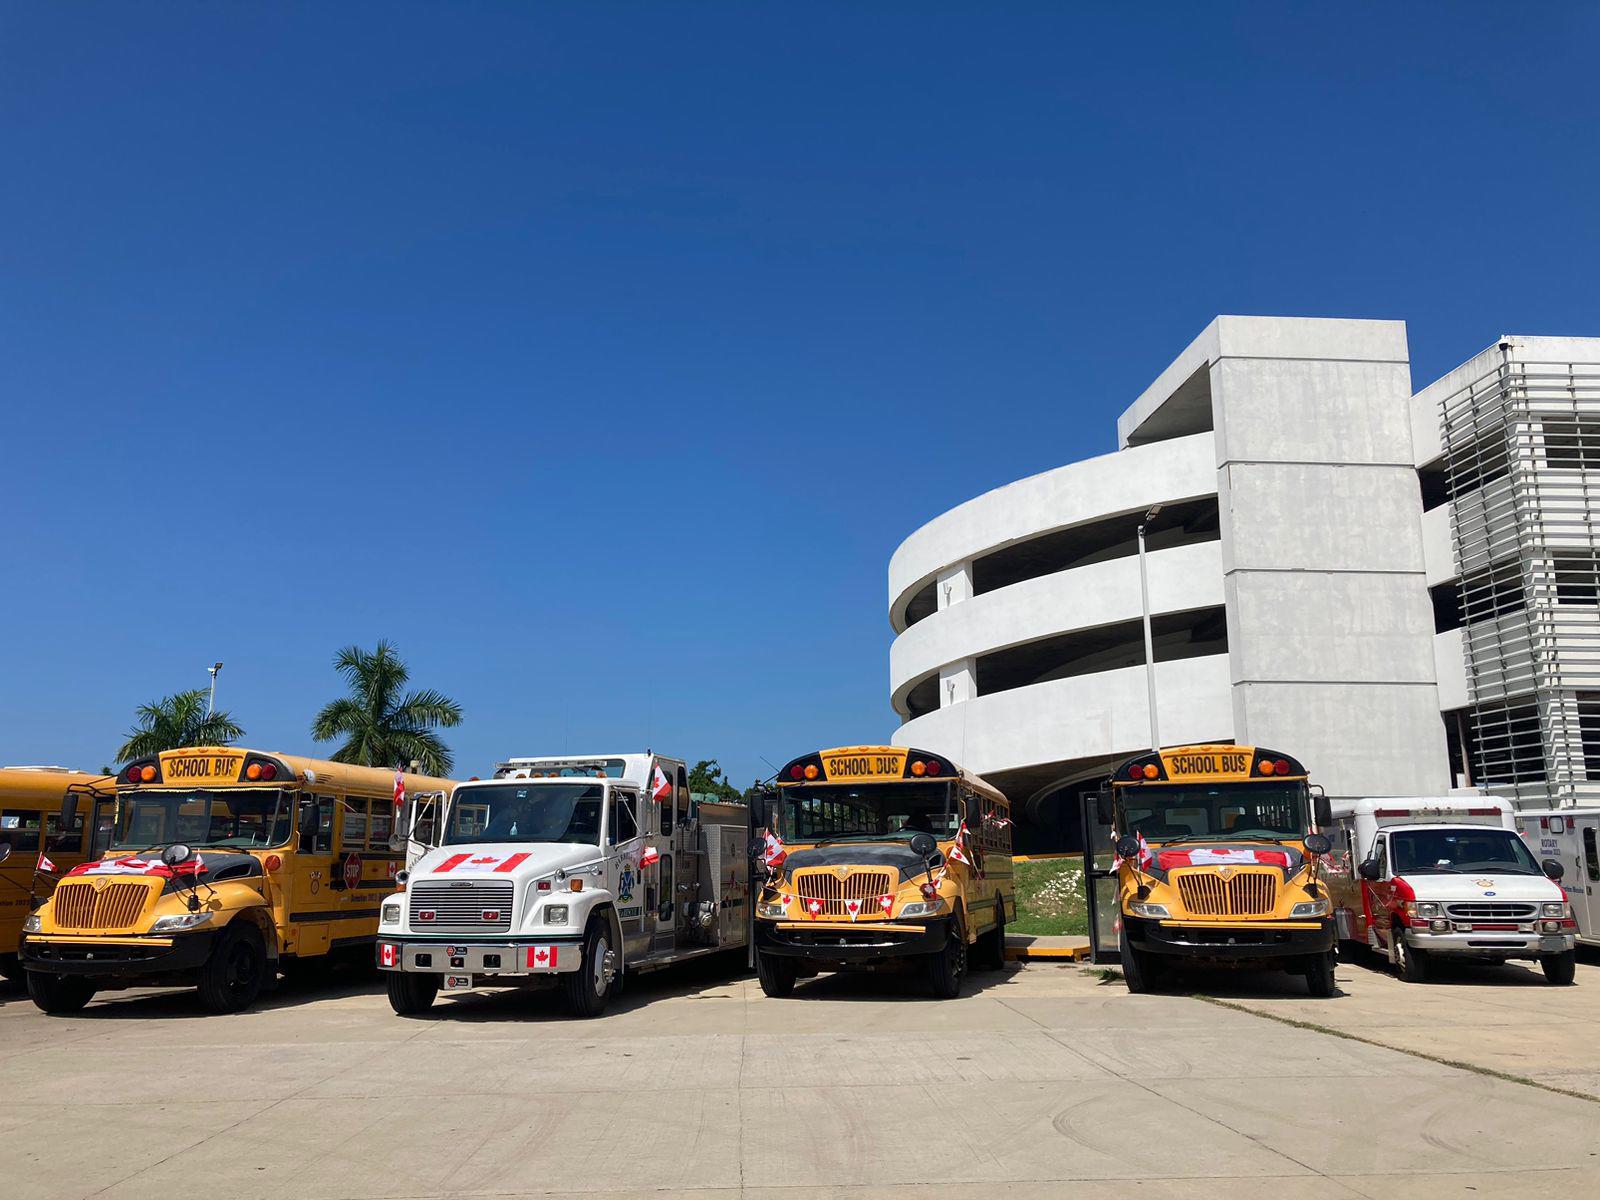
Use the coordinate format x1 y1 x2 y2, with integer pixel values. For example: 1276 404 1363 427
1176 871 1278 918
793 870 895 918
408 881 514 933
1445 902 1537 921
51 881 155 931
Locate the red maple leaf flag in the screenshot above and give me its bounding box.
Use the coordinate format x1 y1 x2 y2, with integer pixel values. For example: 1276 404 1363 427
805 897 824 918
638 844 660 869
761 831 787 870
947 821 976 868
843 897 863 921
394 770 405 811
878 893 894 915
651 765 672 804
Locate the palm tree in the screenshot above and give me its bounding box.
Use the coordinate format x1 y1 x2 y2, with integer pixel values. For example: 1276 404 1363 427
117 690 245 762
310 640 462 775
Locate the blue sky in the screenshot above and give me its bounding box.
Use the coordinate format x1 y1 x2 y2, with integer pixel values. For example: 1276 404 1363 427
3 3 1597 785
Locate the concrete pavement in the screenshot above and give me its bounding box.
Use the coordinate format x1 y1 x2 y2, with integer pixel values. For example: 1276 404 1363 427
0 953 1596 1199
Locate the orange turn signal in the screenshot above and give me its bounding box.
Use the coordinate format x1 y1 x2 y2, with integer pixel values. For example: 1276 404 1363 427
569 879 583 892
910 760 927 777
804 764 819 780
1141 763 1159 780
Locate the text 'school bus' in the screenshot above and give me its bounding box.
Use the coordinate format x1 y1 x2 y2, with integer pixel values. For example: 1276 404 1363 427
0 767 114 979
19 747 456 1015
1100 744 1337 996
749 746 1015 999
378 753 753 1018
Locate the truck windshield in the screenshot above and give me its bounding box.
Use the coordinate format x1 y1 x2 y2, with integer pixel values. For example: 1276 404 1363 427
443 783 603 846
1391 828 1542 875
1118 783 1306 842
113 790 290 851
781 781 955 842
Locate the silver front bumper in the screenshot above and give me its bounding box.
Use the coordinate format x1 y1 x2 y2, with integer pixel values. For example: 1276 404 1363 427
376 938 582 975
1407 928 1574 957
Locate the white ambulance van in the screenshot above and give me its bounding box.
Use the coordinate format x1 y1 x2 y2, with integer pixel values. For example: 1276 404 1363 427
1515 809 1600 950
376 753 752 1017
1326 797 1577 984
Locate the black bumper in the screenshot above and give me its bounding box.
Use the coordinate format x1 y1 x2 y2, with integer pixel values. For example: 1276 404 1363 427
755 918 947 962
1126 917 1336 961
20 930 218 978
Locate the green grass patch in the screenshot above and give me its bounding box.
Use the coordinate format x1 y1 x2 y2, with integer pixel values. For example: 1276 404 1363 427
1010 857 1088 937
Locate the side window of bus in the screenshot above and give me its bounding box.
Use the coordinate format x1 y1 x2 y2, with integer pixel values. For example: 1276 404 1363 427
0 810 42 852
370 804 393 849
340 798 371 851
298 796 334 854
46 810 85 853
610 791 638 845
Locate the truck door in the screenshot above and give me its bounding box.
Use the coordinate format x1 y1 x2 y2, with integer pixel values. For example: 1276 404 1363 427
1365 833 1396 949
649 767 678 952
1579 822 1600 941
1081 788 1119 962
607 788 649 960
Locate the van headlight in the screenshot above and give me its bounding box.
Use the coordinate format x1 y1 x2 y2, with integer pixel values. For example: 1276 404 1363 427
544 904 569 925
1290 898 1331 918
381 901 402 925
22 913 41 934
1128 902 1170 919
150 911 215 933
1415 902 1440 918
1542 902 1568 918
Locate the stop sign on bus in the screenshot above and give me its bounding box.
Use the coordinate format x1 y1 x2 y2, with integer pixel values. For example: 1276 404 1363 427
342 852 362 891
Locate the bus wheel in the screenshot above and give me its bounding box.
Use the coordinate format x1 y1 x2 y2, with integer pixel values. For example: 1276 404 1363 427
1393 932 1429 984
1118 929 1162 994
755 951 797 998
1541 949 1577 986
1304 950 1337 997
198 924 268 1014
386 971 439 1015
926 919 968 999
976 895 1007 971
26 971 95 1014
0 953 25 982
562 917 615 1018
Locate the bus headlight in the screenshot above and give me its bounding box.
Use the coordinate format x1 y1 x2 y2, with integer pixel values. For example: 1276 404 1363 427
544 904 569 925
897 900 942 919
381 901 402 925
757 902 787 918
150 911 214 933
22 913 41 934
1128 902 1170 919
1542 902 1568 918
1290 898 1331 918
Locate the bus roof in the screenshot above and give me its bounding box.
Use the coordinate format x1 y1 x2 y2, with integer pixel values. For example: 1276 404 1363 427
775 745 1006 806
1111 744 1309 786
0 766 115 804
115 747 457 796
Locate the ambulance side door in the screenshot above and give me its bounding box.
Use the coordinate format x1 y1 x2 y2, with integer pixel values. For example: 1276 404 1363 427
1364 833 1397 947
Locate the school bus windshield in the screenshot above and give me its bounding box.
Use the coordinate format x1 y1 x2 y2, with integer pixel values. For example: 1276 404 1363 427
1119 782 1308 843
781 781 957 842
113 789 291 851
444 783 604 846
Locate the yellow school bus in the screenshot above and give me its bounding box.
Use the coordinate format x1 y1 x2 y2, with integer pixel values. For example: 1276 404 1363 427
1101 744 1336 996
750 746 1014 999
0 767 114 979
19 747 456 1014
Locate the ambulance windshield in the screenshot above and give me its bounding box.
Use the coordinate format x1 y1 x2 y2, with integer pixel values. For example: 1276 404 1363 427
1390 828 1541 875
443 783 603 846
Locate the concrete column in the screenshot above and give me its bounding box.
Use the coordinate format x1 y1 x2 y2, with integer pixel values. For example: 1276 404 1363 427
937 562 972 610
939 658 976 707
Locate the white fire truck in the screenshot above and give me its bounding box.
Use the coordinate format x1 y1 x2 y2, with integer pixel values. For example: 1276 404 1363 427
1515 808 1600 949
1325 796 1578 984
376 753 753 1017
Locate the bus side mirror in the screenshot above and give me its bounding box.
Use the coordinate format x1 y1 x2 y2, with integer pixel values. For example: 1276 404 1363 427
1115 835 1140 862
59 792 80 830
161 843 194 867
1304 832 1331 857
1313 795 1333 827
1095 790 1113 827
0 844 11 866
746 837 767 859
1542 859 1565 881
1358 859 1380 881
909 832 937 859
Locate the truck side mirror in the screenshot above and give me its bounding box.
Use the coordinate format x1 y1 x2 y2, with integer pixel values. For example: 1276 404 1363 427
1542 859 1565 881
1095 789 1113 827
1358 859 1380 881
391 794 412 853
1313 794 1332 827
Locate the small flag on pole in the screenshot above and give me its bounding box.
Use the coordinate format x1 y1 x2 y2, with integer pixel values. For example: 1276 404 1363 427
394 770 405 811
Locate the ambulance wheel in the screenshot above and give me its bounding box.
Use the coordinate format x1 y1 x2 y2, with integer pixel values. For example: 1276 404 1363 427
756 950 797 998
976 895 1007 971
198 923 267 1014
1541 949 1577 986
926 918 968 999
26 971 95 1014
562 917 614 1018
1304 950 1337 998
386 971 439 1014
1394 932 1429 984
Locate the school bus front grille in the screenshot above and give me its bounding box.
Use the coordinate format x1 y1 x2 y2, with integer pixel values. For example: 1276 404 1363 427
793 870 896 917
51 881 156 931
1175 871 1278 918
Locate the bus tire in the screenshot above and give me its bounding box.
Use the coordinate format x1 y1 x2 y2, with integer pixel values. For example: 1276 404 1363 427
1393 931 1429 984
1304 950 1337 998
562 916 615 1018
386 971 439 1015
197 923 268 1014
26 970 95 1014
0 952 25 982
926 918 968 999
1541 949 1577 986
976 894 1007 971
755 950 797 998
1119 928 1165 993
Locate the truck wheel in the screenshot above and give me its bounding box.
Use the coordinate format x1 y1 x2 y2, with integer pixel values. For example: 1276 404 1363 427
562 917 615 1018
976 895 1008 971
197 924 268 1014
26 971 95 1014
1393 932 1429 984
1541 949 1577 986
1304 950 1337 997
386 971 439 1014
926 919 968 999
755 951 797 997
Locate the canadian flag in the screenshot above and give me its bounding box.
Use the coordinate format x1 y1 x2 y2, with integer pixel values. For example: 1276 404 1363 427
393 770 405 811
779 893 794 908
434 852 531 874
527 945 559 970
37 853 57 874
878 894 894 915
1157 847 1292 870
947 821 979 873
805 897 824 918
379 943 397 968
761 831 787 870
651 765 672 804
843 897 863 921
638 844 660 869
70 856 172 878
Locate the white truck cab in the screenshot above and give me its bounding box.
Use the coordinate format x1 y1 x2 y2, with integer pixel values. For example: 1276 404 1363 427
375 753 752 1017
1326 797 1578 984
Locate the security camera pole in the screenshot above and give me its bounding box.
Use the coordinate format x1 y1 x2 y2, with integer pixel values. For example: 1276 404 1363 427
1136 506 1161 753
207 662 224 716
